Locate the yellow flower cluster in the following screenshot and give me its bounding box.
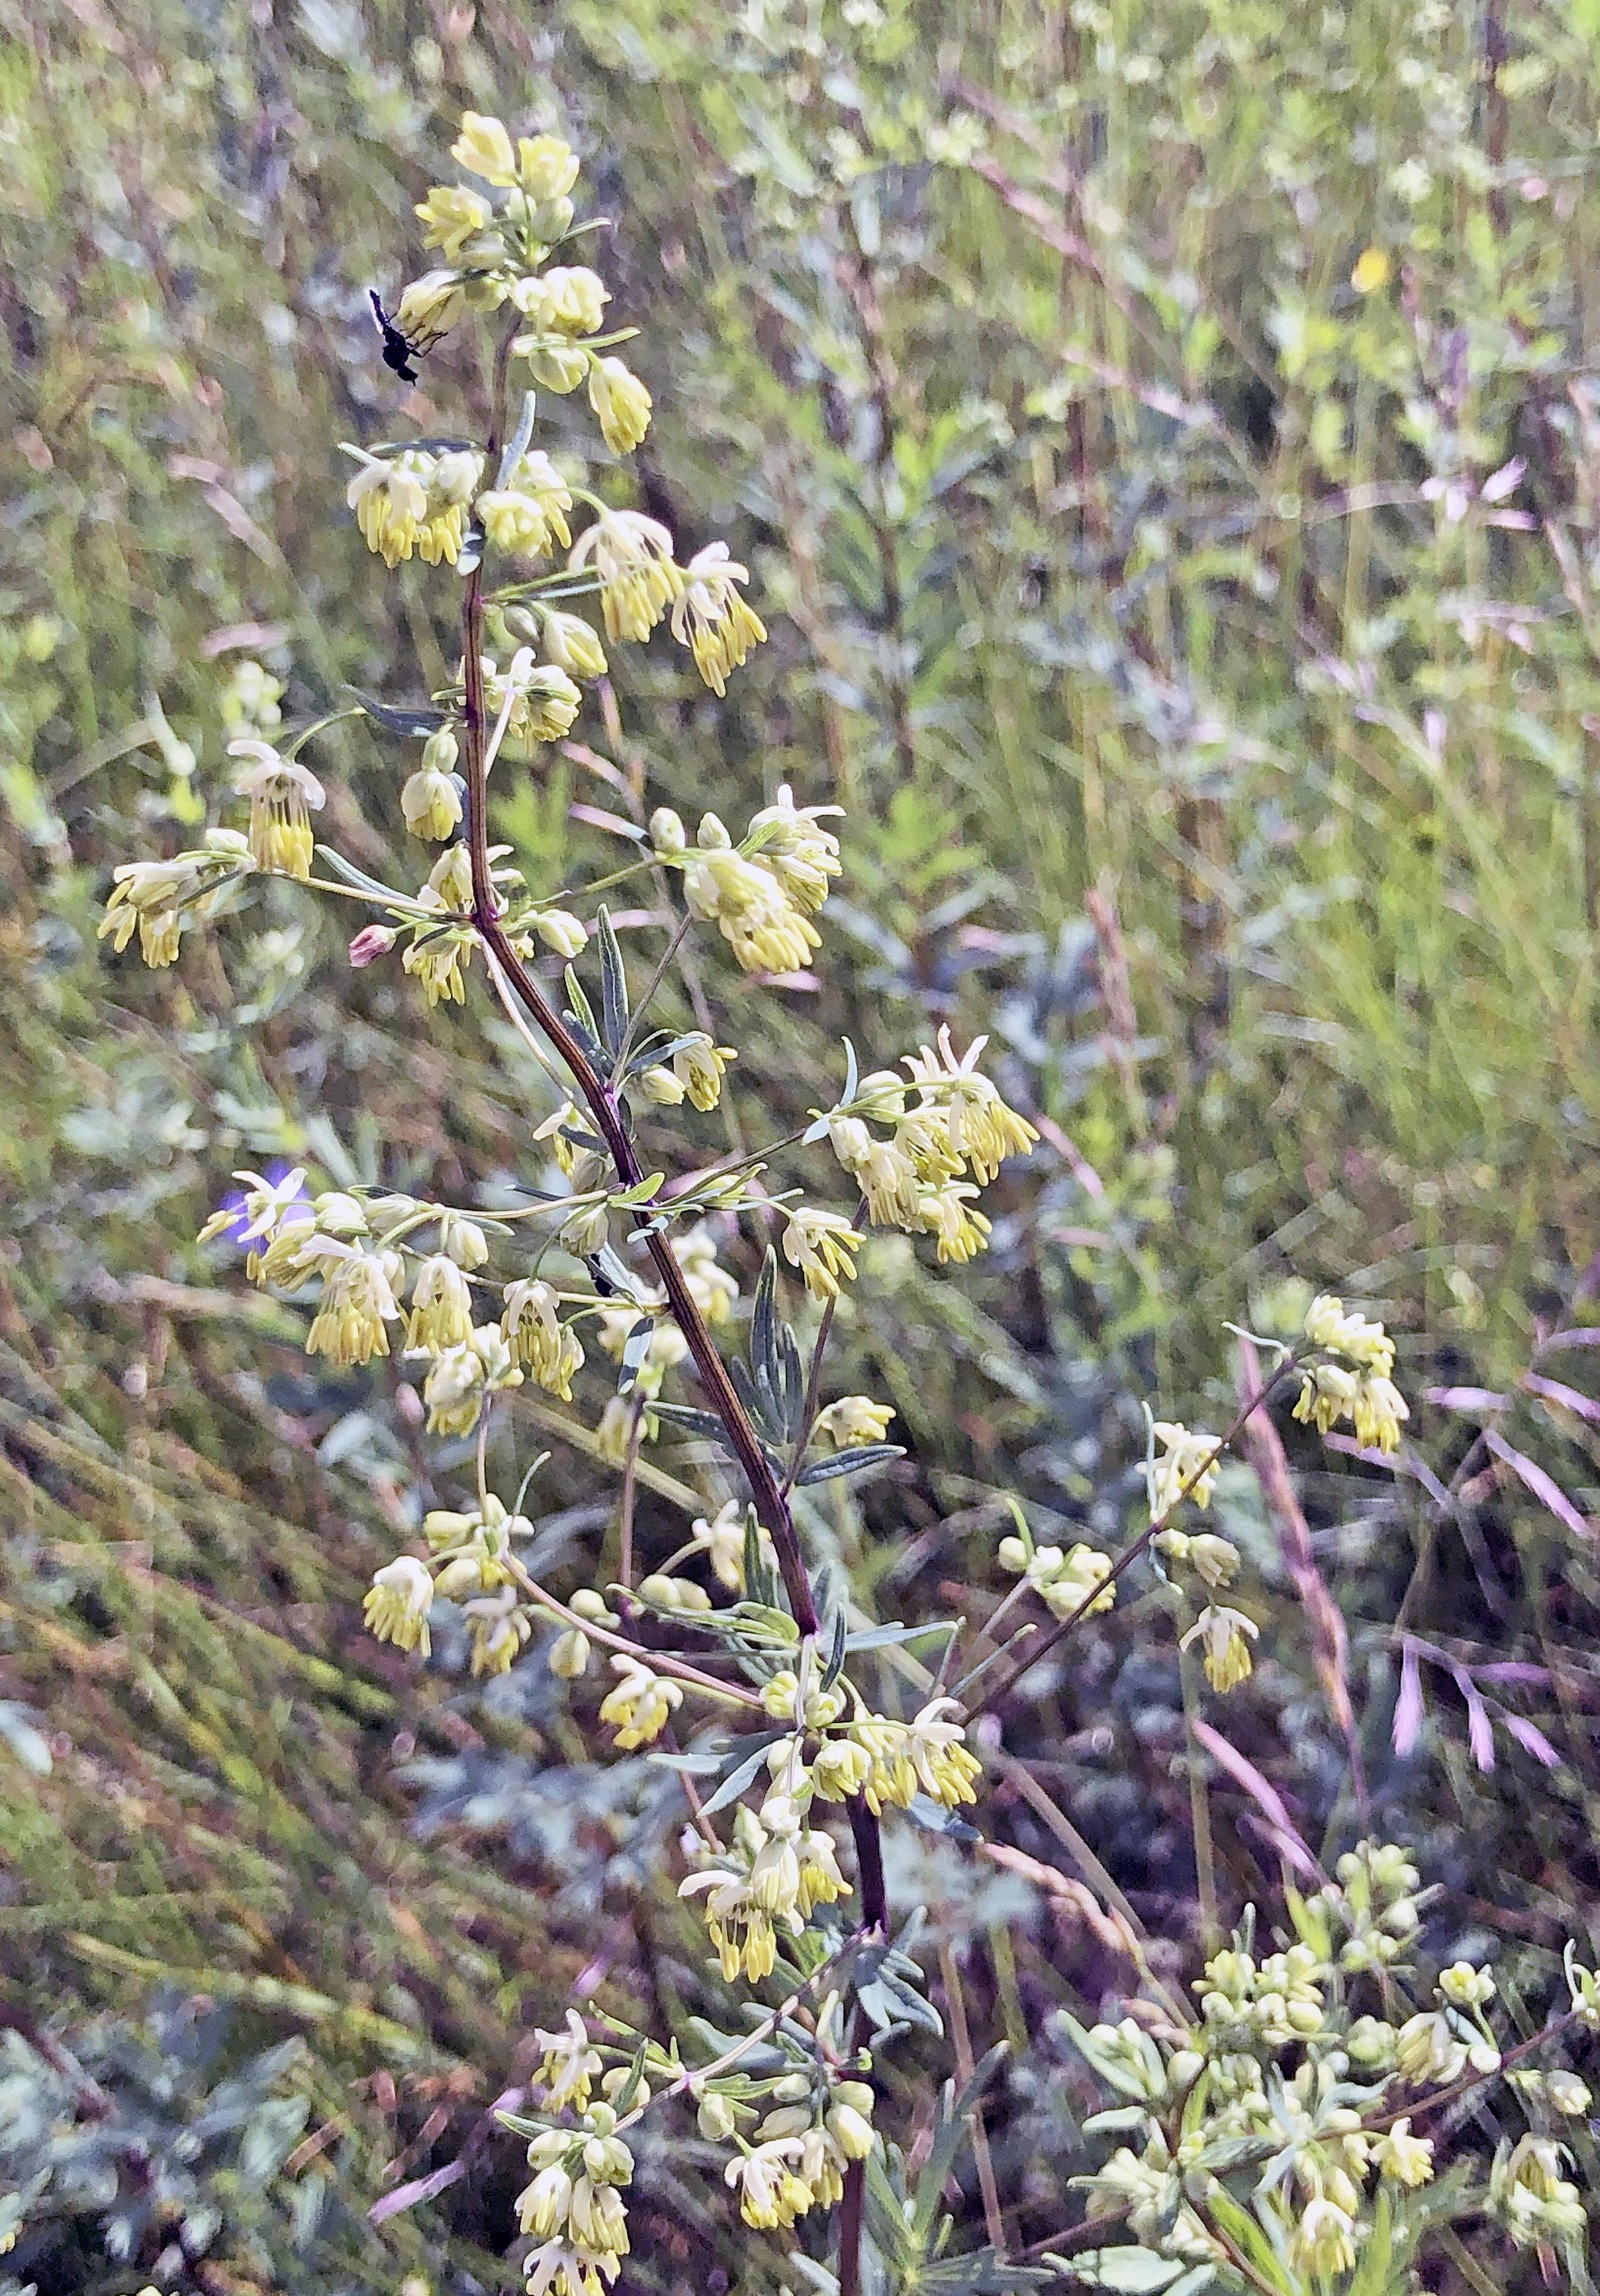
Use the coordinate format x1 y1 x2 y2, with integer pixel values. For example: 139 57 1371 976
722 2076 876 2227
781 1206 862 1300
516 2081 635 2296
679 1799 850 1983
1493 2135 1588 2250
344 446 481 567
363 1484 542 1675
853 1696 984 1814
419 1322 524 1438
477 449 573 560
822 1025 1038 1271
1293 1293 1410 1452
399 841 485 1008
598 1656 683 1749
1062 1839 1600 2292
473 649 584 747
998 1532 1116 1619
652 790 839 976
424 1492 528 1597
99 833 253 969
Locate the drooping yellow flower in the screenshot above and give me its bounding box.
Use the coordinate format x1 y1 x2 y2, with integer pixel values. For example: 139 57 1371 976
533 2009 604 2111
911 1181 992 1265
664 542 765 693
99 859 204 968
501 1278 585 1397
588 356 653 454
568 510 682 644
463 1588 532 1676
598 1656 682 1749
1374 2119 1434 2187
1181 1603 1259 1692
406 1254 475 1353
901 1024 1039 1184
1148 1420 1221 1517
304 1240 404 1364
1289 2198 1358 2279
782 1206 862 1299
476 451 573 558
362 1555 435 1655
724 2140 814 2230
402 764 463 841
226 740 325 880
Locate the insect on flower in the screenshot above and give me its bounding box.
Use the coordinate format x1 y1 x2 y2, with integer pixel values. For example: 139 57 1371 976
368 288 433 384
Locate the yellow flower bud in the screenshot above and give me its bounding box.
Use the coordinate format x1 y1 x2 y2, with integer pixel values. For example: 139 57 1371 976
535 909 588 957
636 1064 685 1106
588 356 653 453
524 340 590 393
548 1626 592 1678
696 2091 738 2141
517 134 580 202
451 111 518 185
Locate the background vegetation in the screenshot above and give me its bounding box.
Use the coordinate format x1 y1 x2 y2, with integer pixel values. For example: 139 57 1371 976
5 0 1600 2288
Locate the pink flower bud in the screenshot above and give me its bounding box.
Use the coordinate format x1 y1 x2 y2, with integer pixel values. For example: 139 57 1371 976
348 923 398 968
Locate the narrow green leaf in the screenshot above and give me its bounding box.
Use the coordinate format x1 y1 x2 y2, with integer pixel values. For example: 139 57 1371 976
796 1444 905 1485
597 906 629 1055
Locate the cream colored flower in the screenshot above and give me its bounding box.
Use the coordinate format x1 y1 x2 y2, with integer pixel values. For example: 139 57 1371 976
782 1206 862 1299
813 1396 895 1449
901 1025 1039 1184
415 182 498 261
228 740 325 880
1181 1604 1259 1692
668 542 765 693
569 511 682 644
598 1656 682 1749
304 1242 403 1364
724 2138 813 2229
1288 2197 1357 2278
402 764 463 841
407 1254 475 1353
533 2008 604 2111
1148 1421 1221 1517
362 1555 434 1656
588 357 653 455
450 111 518 184
671 1033 736 1110
1374 2118 1434 2186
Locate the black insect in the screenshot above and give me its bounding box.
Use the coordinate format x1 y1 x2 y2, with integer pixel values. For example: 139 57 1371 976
368 288 425 384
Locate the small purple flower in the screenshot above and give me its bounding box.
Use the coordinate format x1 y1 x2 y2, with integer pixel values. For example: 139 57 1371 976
221 1162 311 1250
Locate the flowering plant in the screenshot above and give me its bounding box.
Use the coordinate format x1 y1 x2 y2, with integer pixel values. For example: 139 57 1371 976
97 107 1595 2296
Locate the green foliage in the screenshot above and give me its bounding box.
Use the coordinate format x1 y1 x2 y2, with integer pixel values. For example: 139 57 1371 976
6 0 1600 2289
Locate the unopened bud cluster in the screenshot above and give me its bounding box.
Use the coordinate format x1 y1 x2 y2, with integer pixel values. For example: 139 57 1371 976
1070 1840 1593 2284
